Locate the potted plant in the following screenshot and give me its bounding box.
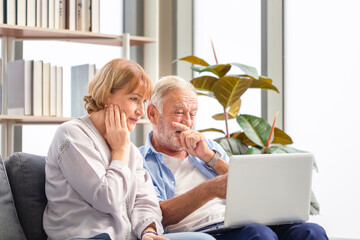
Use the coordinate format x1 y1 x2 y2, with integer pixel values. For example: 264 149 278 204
179 54 296 155
180 47 320 215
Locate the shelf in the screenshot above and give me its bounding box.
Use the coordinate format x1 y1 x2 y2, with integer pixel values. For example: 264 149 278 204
0 115 72 124
0 115 151 125
0 24 156 46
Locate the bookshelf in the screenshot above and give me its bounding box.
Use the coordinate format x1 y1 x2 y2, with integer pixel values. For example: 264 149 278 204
0 115 150 124
0 25 155 158
0 24 156 46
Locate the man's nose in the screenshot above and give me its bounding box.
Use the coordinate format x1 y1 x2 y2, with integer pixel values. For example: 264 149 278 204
181 114 191 127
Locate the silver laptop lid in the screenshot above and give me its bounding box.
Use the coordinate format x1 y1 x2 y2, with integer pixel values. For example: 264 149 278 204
225 153 313 228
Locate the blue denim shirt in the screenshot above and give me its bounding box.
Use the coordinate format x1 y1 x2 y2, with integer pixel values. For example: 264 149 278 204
139 131 229 201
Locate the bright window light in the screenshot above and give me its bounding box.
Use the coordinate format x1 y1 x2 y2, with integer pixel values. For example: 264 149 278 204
285 0 360 238
194 0 261 139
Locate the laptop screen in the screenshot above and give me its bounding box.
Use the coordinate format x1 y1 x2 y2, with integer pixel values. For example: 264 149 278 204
225 153 314 228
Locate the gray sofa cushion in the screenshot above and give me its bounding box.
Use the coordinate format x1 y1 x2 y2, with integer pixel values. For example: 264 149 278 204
0 155 26 240
4 152 48 240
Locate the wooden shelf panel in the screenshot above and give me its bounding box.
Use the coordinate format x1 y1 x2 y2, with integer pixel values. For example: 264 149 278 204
0 115 72 124
0 115 151 125
0 24 156 46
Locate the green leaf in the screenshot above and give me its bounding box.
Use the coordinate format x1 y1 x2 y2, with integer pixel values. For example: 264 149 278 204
236 114 272 147
211 99 241 120
246 147 263 154
272 128 293 145
215 137 248 155
212 113 236 120
213 76 252 108
198 128 225 135
259 76 273 84
231 63 259 79
192 64 231 77
179 56 210 67
249 78 279 93
310 190 320 215
190 76 218 92
231 131 258 147
228 99 241 117
265 145 304 154
196 91 215 98
234 132 260 147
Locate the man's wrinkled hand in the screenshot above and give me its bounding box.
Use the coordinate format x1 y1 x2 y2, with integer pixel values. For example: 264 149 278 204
172 122 214 162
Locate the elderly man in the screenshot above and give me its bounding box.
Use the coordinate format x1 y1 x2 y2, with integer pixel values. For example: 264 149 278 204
139 75 328 240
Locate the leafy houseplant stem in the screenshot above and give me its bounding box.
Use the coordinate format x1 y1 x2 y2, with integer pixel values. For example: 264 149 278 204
211 39 230 137
224 109 230 138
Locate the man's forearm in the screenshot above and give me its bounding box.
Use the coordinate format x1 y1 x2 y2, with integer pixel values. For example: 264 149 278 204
159 181 214 227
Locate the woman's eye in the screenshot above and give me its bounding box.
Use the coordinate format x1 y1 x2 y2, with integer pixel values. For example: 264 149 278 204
130 97 137 101
175 112 183 115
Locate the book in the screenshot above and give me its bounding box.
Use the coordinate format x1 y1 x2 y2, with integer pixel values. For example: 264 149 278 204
17 0 26 26
56 66 63 117
55 0 66 29
91 0 99 33
6 0 16 25
24 60 34 115
0 59 2 114
33 61 43 116
81 0 90 31
48 0 55 28
27 0 36 27
59 0 66 29
75 0 81 31
71 64 96 117
0 0 3 24
7 60 34 115
36 0 42 27
41 0 48 28
50 65 56 116
67 0 76 30
42 63 50 116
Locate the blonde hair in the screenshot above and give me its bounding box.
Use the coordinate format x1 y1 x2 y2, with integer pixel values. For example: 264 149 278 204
84 58 152 114
149 75 196 113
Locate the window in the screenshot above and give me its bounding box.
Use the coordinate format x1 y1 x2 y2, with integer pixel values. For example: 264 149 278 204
285 0 360 238
194 0 261 139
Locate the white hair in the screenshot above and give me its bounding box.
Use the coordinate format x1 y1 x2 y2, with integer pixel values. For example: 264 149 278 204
149 75 197 113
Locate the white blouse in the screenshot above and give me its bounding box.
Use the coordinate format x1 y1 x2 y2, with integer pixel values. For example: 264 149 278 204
43 115 163 240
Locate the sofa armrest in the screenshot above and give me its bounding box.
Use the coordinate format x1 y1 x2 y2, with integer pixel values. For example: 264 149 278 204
0 154 26 240
5 152 47 240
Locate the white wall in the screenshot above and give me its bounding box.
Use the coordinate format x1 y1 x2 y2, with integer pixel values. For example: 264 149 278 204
285 0 360 238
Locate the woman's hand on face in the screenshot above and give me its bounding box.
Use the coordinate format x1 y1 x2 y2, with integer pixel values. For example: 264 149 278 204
105 104 130 163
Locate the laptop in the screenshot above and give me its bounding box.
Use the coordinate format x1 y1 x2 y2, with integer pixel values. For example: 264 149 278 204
198 152 314 233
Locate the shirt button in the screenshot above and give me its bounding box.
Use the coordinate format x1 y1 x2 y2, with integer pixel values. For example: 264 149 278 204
171 181 175 184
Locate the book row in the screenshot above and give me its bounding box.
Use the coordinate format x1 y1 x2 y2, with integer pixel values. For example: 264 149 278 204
6 59 64 117
0 0 100 32
3 61 98 118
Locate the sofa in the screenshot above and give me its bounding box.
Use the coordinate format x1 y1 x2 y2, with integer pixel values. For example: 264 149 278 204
0 152 47 240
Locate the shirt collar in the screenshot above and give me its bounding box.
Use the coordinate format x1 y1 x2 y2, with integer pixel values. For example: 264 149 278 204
143 131 158 157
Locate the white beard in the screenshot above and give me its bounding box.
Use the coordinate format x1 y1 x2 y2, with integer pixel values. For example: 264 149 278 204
156 116 183 152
